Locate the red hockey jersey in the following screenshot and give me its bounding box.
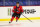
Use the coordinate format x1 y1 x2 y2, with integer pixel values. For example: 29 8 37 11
12 6 23 14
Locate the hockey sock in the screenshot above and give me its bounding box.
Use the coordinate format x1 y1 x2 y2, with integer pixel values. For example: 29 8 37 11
11 16 15 22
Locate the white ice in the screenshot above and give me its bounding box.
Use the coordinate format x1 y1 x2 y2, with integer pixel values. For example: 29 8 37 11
0 20 40 27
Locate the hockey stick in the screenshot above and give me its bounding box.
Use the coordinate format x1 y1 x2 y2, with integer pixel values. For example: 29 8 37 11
22 14 32 22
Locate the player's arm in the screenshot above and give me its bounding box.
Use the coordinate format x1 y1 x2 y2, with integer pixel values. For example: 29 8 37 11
20 6 23 14
12 6 16 13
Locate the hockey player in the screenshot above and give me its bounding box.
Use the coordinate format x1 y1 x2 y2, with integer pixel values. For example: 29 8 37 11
9 2 23 23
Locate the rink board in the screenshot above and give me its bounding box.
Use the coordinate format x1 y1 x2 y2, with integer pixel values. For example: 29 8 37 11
0 6 40 21
0 17 40 21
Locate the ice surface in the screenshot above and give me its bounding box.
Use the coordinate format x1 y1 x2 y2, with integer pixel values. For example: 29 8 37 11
0 20 40 27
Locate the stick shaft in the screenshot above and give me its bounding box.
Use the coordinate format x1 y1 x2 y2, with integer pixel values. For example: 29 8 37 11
22 14 32 22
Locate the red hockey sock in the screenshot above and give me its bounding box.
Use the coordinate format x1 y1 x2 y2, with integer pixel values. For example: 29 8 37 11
16 17 19 20
11 16 15 22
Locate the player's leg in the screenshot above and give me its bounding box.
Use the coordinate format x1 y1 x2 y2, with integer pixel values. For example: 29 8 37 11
16 17 19 22
9 13 15 23
16 14 20 22
11 16 15 22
